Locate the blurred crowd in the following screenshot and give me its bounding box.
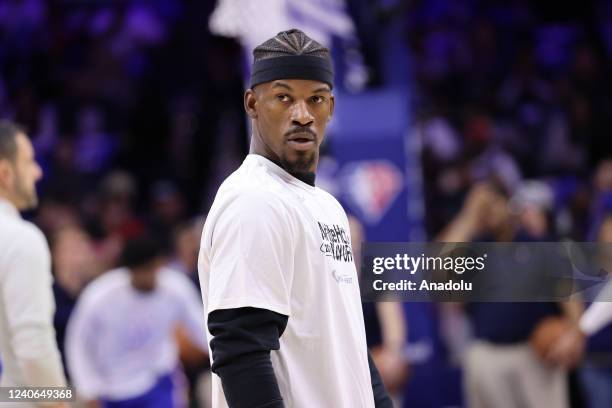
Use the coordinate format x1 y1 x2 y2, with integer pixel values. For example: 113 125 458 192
0 1 247 406
403 2 612 407
409 0 612 237
0 0 248 221
2 0 612 407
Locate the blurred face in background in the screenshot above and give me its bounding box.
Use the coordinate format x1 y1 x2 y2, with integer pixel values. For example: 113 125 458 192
130 257 165 292
599 217 612 243
483 191 511 234
0 132 42 210
246 79 334 177
597 217 612 274
52 226 99 296
174 224 199 273
595 160 612 193
519 205 549 238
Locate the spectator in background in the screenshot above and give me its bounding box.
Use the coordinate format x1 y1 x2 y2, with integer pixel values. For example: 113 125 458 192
588 159 612 238
168 217 211 408
51 224 102 379
149 180 187 242
349 215 409 405
438 181 583 408
0 120 67 407
578 215 612 408
167 217 204 290
73 106 118 180
95 171 144 270
66 236 207 408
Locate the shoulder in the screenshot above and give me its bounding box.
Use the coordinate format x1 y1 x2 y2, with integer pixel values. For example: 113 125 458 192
233 187 291 213
213 157 296 206
2 217 49 253
0 218 50 274
316 187 342 207
202 159 299 248
316 187 348 219
216 166 293 209
207 181 296 231
21 221 49 251
77 268 129 311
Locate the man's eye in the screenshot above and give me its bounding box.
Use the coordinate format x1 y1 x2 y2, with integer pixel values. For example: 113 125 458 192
276 94 290 102
311 95 325 104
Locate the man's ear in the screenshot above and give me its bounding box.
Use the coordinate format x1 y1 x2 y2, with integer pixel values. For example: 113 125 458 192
244 89 258 119
328 94 335 122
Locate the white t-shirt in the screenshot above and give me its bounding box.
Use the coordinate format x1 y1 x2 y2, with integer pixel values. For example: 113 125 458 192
199 154 374 408
0 198 66 398
66 267 206 401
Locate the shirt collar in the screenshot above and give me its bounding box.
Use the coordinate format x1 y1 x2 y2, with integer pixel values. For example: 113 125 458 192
245 154 317 192
0 197 20 219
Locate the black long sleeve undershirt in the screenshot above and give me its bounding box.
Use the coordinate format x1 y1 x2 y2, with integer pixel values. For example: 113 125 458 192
209 307 393 408
208 307 288 408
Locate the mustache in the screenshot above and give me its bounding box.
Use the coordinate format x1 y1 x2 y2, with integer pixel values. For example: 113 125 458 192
285 127 316 138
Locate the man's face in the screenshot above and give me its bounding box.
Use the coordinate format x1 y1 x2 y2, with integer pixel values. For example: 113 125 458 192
130 258 164 293
1 133 43 210
246 79 334 176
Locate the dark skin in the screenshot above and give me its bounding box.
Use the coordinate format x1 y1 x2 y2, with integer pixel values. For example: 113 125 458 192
130 257 165 292
244 79 335 181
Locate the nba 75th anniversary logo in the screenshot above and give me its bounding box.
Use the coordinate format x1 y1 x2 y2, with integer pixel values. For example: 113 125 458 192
318 222 353 262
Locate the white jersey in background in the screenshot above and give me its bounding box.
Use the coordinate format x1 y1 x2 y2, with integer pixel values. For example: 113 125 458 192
66 267 206 401
199 154 375 408
581 280 612 336
0 198 66 391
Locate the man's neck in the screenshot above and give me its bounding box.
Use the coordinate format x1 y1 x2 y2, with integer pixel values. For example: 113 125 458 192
291 172 316 186
250 152 316 186
249 135 318 186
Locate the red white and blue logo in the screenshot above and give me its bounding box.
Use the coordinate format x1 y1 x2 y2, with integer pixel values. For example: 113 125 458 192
340 160 403 225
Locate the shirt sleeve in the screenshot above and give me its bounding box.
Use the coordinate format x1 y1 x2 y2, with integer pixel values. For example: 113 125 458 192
1 225 66 387
207 191 295 316
65 295 103 400
580 279 612 335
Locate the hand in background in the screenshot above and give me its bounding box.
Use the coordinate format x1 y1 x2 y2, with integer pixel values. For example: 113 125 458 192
545 325 586 369
372 346 409 394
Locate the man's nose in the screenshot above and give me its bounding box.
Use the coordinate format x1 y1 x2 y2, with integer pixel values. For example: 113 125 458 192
290 100 314 126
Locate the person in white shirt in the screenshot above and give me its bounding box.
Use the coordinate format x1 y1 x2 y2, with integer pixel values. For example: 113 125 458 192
548 215 612 408
66 236 207 407
0 120 67 408
198 29 391 408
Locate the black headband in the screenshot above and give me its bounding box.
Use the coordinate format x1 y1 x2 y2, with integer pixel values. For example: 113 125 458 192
250 55 334 89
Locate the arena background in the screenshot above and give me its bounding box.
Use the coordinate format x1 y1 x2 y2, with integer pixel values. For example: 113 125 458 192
1 0 612 407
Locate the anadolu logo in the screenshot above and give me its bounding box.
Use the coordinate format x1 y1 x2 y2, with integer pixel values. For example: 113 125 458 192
341 160 403 224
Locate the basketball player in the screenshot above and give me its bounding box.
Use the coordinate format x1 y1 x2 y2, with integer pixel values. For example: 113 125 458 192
66 237 207 407
0 120 68 407
198 29 392 407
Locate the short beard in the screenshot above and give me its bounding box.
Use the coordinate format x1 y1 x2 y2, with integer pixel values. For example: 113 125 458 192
280 151 317 183
13 171 37 210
